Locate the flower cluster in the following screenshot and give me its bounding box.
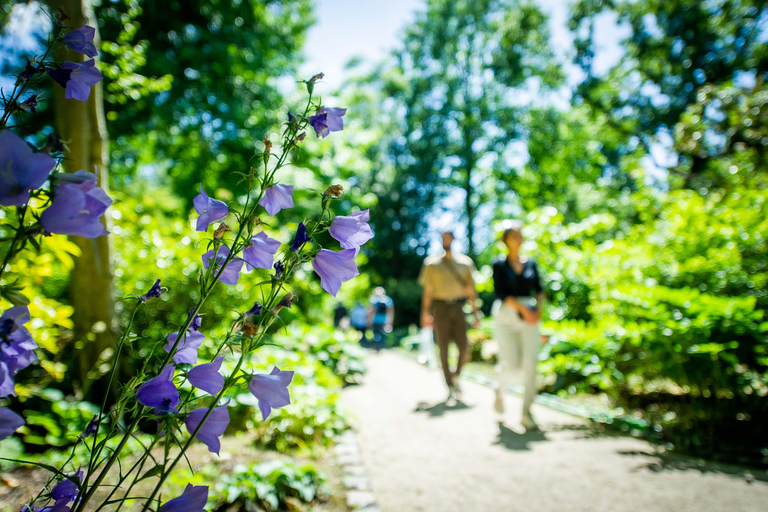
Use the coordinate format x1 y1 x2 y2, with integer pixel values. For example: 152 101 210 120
1 55 370 512
0 131 112 239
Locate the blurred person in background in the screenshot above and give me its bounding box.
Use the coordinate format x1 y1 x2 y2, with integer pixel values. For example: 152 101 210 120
419 230 481 401
334 302 348 329
368 286 394 351
350 301 369 346
492 220 546 430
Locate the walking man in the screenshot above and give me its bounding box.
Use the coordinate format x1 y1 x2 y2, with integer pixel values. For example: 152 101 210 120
418 230 480 400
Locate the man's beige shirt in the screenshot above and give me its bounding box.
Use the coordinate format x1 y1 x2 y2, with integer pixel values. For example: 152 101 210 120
418 253 477 301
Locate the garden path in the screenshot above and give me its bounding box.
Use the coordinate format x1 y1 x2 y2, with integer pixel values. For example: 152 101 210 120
341 350 768 512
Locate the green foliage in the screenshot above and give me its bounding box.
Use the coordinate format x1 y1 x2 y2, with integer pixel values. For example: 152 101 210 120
251 384 349 453
211 459 328 512
99 0 314 204
275 324 367 385
18 388 99 449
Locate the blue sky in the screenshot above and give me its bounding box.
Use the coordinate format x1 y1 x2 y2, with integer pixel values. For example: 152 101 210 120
301 0 629 90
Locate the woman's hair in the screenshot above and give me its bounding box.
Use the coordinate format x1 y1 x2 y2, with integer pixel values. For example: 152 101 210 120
500 219 524 240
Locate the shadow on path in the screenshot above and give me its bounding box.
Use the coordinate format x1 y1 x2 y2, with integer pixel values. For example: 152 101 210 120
494 422 548 451
414 400 471 417
618 450 768 483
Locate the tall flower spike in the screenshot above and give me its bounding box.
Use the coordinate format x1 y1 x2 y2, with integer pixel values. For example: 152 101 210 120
248 367 293 420
39 171 111 238
242 232 280 270
202 245 243 285
259 184 294 216
311 248 360 297
188 356 224 396
136 365 179 415
0 130 57 207
159 484 208 512
184 405 230 455
329 209 373 253
289 222 311 253
193 186 229 232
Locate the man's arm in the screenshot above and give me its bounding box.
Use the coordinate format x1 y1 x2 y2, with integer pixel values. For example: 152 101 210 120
421 283 434 328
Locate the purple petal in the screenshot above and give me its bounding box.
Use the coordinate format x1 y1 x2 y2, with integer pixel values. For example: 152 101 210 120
159 484 208 512
184 406 229 455
259 184 294 216
40 177 111 238
248 367 293 419
311 248 360 296
0 407 24 440
0 130 57 207
136 365 179 414
202 245 243 285
188 356 224 396
242 232 281 270
194 186 228 232
329 209 373 252
164 330 206 365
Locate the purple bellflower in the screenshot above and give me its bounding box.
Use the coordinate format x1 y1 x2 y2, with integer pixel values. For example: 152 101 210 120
329 209 373 253
188 308 202 331
188 356 224 396
274 261 285 279
140 279 162 302
39 171 111 238
0 407 24 441
311 248 360 297
19 58 37 81
202 245 243 285
0 130 56 207
164 316 206 365
248 367 293 420
0 306 38 398
63 25 98 57
79 415 98 439
185 405 230 455
136 365 180 415
309 107 346 138
159 484 208 512
259 184 293 216
51 468 83 503
193 186 228 232
48 60 102 102
289 222 311 253
245 302 262 317
242 232 280 270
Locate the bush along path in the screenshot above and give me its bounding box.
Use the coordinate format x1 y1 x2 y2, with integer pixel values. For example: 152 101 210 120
341 351 768 512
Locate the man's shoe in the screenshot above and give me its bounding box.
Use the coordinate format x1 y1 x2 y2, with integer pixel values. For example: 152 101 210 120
494 389 504 414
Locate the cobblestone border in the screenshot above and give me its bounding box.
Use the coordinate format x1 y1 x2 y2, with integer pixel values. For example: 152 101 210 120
334 430 380 511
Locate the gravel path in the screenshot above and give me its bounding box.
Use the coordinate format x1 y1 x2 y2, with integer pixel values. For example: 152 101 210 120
341 350 768 512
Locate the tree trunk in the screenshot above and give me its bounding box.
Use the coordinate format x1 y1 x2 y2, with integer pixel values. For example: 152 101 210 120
49 0 116 399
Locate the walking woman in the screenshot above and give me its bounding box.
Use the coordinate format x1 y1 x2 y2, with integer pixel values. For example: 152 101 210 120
492 220 545 430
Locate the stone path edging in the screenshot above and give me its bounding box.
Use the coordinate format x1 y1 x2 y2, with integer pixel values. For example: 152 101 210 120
334 429 380 511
